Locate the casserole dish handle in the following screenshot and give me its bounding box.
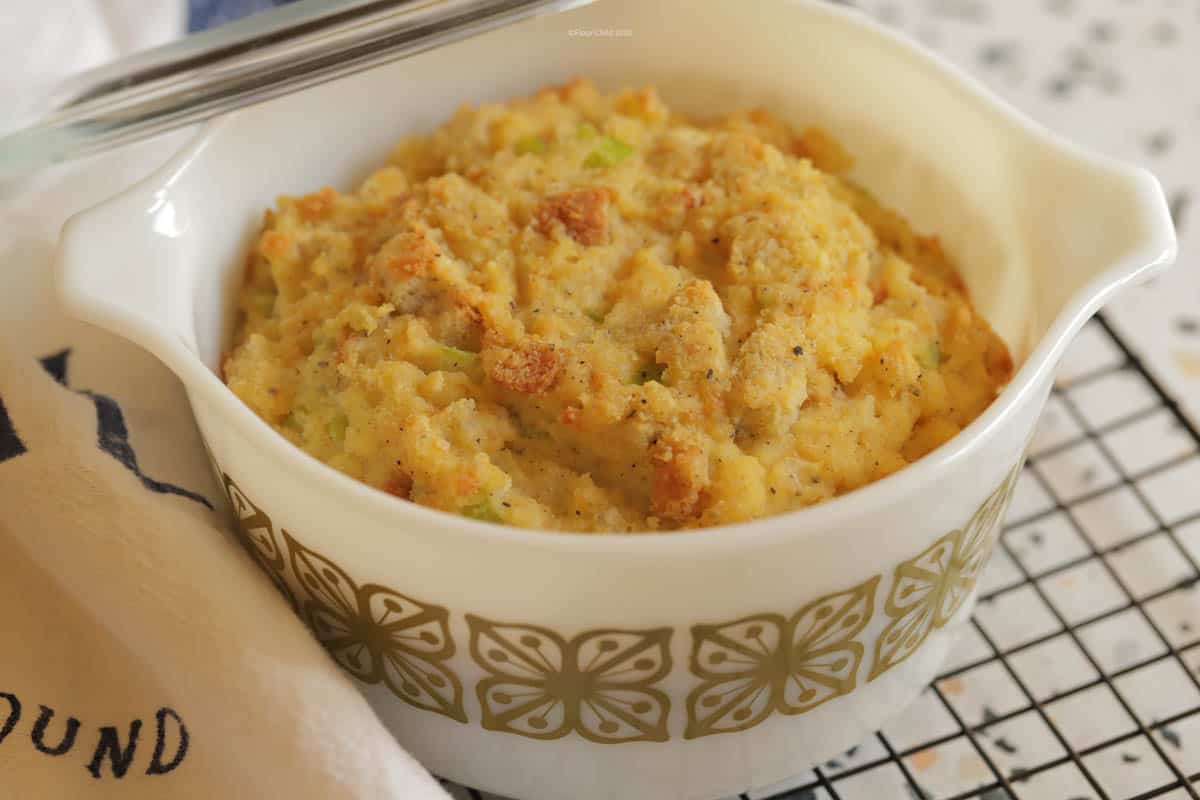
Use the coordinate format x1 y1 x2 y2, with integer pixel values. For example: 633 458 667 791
55 176 194 371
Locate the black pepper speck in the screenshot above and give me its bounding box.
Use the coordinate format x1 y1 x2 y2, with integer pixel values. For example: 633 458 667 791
1088 20 1115 42
1146 130 1174 155
979 41 1017 67
1169 191 1191 233
1161 725 1183 749
1047 76 1074 98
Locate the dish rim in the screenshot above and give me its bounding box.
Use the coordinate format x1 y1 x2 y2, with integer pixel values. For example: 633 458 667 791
64 0 1178 553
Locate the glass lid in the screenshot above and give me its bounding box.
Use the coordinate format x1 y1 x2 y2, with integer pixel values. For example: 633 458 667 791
0 0 594 177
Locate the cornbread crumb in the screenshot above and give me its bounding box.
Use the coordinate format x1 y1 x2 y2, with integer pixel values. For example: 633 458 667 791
535 188 610 245
485 338 563 395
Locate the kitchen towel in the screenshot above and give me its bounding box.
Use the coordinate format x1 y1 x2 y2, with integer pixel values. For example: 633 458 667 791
0 2 450 798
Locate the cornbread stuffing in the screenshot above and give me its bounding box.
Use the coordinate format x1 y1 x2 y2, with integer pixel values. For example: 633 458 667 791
223 79 1012 532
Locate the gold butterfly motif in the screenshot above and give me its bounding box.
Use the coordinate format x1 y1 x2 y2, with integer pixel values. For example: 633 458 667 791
468 616 671 743
684 577 878 738
869 465 1021 680
222 474 296 610
285 531 467 722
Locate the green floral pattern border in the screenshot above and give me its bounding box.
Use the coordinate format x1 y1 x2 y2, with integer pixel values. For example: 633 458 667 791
868 466 1020 681
684 576 878 739
220 474 466 723
469 616 672 743
217 463 1021 741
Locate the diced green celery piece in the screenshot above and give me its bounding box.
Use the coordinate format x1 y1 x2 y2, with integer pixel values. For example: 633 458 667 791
437 344 479 371
584 308 605 323
918 341 942 369
632 361 666 385
756 286 778 307
519 422 550 440
327 413 348 442
515 135 547 155
509 410 550 440
461 500 502 523
250 290 277 314
577 122 598 140
584 136 634 169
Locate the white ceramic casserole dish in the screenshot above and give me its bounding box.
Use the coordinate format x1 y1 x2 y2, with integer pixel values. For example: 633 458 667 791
54 0 1176 797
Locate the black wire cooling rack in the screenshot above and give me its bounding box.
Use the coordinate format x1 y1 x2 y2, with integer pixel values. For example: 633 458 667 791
443 314 1200 800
